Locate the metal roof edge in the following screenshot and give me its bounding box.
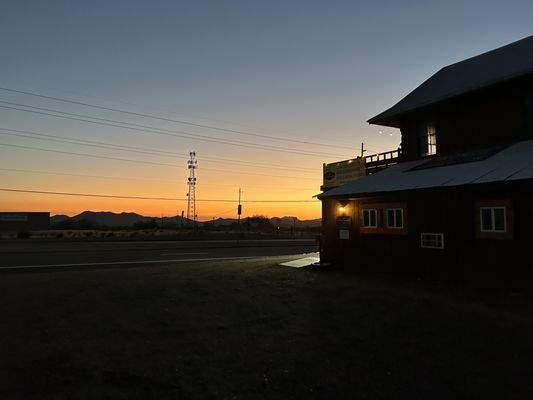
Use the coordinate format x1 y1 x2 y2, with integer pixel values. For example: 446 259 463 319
318 177 533 200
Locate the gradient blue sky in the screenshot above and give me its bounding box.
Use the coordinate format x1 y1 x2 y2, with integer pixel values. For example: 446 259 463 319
1 1 532 218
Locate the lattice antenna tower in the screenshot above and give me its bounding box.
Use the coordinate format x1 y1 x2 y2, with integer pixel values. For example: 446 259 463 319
186 151 198 226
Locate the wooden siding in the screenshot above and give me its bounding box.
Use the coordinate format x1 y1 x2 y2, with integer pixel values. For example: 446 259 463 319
320 180 533 274
0 212 50 231
399 75 533 161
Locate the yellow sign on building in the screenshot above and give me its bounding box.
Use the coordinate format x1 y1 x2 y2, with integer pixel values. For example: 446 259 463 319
322 157 366 191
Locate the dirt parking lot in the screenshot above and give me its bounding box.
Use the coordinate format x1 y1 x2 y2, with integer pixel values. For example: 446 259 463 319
1 257 532 399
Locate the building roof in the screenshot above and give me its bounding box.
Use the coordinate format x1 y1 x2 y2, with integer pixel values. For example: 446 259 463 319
368 35 533 127
318 140 533 199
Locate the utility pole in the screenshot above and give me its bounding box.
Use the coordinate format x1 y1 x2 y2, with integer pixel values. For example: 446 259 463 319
360 142 366 158
237 188 242 226
186 151 198 228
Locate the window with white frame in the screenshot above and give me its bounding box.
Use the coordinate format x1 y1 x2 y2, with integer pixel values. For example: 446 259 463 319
420 123 437 156
480 207 506 232
386 208 403 229
362 209 378 228
421 233 444 249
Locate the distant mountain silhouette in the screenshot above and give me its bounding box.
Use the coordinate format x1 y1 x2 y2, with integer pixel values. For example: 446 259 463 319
270 216 322 228
50 214 70 224
51 211 153 227
205 216 321 228
208 217 238 226
50 211 321 228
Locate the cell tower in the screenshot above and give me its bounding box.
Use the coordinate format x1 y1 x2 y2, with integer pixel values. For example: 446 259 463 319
186 151 198 227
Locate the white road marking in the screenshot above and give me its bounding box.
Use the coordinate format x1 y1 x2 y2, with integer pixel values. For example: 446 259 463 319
0 256 261 270
159 252 208 256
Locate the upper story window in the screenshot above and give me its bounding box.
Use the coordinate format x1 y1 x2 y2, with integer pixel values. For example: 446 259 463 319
420 123 437 157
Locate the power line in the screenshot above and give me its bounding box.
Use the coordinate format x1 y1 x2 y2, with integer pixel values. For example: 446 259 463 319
0 86 358 151
0 143 319 180
0 188 319 203
0 167 179 183
6 83 276 132
0 167 317 191
0 127 319 173
0 103 345 158
1 82 364 148
0 142 177 167
0 101 350 158
0 127 317 172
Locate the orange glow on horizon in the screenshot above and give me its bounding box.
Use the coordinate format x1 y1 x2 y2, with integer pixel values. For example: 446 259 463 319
0 192 322 220
0 170 323 220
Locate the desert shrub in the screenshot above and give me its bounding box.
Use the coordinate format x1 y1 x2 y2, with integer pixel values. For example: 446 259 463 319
17 231 32 239
240 215 275 232
53 219 99 230
133 219 159 230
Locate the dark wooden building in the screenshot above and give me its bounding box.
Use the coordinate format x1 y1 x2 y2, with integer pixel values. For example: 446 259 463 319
0 212 50 231
318 36 533 274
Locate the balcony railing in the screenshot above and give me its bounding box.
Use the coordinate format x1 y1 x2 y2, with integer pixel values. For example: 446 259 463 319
364 147 402 175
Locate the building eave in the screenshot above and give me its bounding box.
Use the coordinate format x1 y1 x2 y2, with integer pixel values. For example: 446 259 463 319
366 35 533 127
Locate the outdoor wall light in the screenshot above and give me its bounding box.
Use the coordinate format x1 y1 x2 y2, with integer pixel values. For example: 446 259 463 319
338 202 349 215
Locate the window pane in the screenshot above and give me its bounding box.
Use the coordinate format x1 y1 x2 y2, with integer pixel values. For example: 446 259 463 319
481 208 493 231
427 125 436 155
363 210 369 227
395 209 403 228
370 210 377 227
419 127 428 155
387 209 395 227
494 208 506 231
420 124 437 156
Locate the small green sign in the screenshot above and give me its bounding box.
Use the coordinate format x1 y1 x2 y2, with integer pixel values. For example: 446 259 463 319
336 216 352 229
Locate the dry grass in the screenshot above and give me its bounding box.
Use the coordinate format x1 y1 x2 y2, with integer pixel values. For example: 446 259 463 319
0 259 532 399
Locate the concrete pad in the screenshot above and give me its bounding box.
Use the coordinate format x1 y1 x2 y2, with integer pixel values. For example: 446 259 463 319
280 256 320 268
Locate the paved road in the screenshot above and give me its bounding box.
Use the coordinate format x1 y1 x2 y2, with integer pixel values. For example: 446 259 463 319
0 239 318 269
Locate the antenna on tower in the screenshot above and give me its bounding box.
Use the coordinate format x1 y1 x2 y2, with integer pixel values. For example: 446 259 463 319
186 151 198 229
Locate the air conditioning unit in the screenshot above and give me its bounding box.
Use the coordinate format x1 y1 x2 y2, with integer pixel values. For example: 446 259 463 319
421 233 444 249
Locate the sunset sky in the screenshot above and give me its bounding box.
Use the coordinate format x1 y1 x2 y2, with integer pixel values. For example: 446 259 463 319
1 1 532 220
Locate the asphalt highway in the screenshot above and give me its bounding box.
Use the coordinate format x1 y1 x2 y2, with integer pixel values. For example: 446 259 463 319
0 239 318 269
